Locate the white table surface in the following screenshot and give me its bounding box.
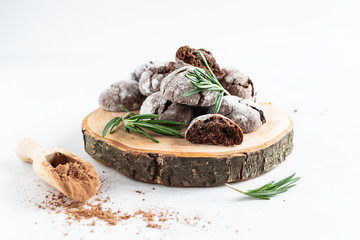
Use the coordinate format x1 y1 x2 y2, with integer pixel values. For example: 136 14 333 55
1 0 359 239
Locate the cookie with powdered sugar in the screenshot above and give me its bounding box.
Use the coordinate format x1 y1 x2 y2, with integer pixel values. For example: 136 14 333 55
160 66 219 107
128 61 159 82
219 67 256 101
209 95 266 133
140 92 193 125
99 80 145 112
138 61 176 96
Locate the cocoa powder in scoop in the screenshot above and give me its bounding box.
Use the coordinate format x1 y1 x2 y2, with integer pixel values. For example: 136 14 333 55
46 152 99 202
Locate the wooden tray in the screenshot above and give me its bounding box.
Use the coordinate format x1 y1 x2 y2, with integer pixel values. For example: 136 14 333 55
81 103 293 187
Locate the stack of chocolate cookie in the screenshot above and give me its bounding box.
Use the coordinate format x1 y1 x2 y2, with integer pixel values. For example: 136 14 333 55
98 46 266 145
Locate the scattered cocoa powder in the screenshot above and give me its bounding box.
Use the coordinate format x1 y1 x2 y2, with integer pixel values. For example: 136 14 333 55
35 190 208 230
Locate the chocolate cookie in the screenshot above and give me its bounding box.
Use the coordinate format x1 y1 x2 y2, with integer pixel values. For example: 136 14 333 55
160 66 219 107
219 68 256 101
185 114 243 146
128 60 163 82
175 46 224 78
219 67 256 101
139 61 177 96
210 95 266 133
140 92 193 125
99 80 146 112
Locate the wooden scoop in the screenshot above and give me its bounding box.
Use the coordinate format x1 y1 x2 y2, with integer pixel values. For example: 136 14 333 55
15 138 100 202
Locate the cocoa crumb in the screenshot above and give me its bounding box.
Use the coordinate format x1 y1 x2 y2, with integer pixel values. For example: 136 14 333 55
147 223 162 229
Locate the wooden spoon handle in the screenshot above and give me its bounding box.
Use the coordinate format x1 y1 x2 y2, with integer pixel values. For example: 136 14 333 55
15 138 43 163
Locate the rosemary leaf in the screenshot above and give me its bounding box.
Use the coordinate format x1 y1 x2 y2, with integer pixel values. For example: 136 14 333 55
127 125 159 143
144 119 186 125
135 122 184 137
213 92 224 114
102 117 121 137
182 50 229 113
102 105 184 142
182 88 203 97
225 173 300 200
127 114 159 120
109 118 122 134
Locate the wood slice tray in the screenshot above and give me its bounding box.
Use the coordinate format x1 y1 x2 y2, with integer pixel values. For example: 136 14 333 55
81 103 293 187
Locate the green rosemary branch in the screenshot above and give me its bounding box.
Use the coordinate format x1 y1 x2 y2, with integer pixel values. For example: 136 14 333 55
182 51 230 113
225 173 300 200
102 105 185 143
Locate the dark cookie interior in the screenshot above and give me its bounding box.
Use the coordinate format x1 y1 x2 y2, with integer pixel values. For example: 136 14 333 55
176 46 224 78
185 114 243 146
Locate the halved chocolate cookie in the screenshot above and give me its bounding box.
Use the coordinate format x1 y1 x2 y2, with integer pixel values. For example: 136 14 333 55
185 114 243 146
175 46 224 78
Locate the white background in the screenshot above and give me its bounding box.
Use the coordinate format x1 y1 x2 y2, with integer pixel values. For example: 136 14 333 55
1 0 360 239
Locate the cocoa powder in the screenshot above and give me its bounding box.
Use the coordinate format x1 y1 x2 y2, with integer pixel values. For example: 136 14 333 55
54 161 89 181
35 190 207 230
46 151 99 202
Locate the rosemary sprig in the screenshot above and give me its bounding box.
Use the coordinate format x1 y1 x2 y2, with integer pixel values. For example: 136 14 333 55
182 51 230 113
102 105 185 143
225 173 300 200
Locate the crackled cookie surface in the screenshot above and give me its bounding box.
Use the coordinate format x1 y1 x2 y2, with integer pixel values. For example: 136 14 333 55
219 67 256 101
99 80 145 112
139 61 176 96
160 67 219 107
140 92 193 125
210 96 266 133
